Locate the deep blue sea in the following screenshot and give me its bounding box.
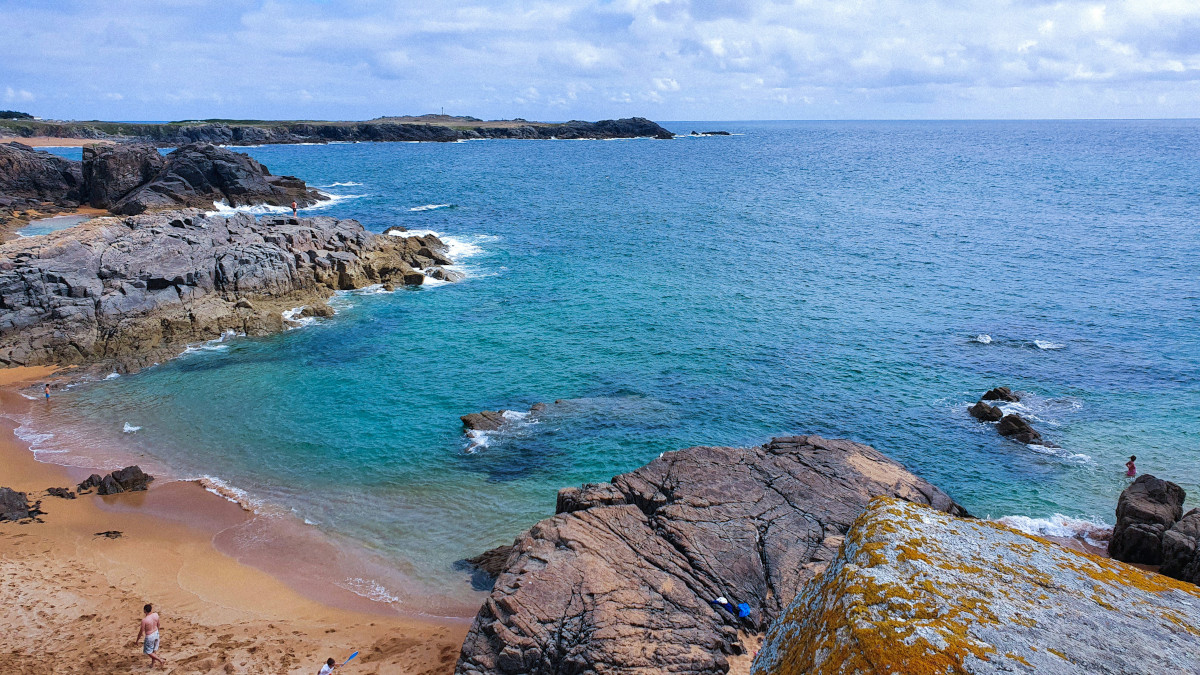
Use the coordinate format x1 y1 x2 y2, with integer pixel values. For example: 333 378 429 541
20 121 1200 613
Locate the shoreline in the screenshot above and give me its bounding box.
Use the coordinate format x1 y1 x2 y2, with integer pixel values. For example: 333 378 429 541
0 367 470 674
1 136 115 147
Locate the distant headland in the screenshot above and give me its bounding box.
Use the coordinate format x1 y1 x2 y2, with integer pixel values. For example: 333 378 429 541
0 113 676 146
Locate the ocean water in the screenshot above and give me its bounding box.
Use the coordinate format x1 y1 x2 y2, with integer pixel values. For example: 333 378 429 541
13 121 1200 613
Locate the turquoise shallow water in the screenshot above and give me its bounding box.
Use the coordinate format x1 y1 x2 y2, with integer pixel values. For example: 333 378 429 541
16 121 1200 612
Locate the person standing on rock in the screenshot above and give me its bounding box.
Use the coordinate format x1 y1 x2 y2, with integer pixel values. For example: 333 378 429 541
132 603 167 669
292 200 298 218
1126 455 1137 478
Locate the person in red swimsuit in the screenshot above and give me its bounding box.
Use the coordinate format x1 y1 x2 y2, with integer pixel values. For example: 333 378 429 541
1126 455 1137 478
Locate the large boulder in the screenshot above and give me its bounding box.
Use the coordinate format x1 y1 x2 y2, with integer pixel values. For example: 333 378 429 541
0 487 31 521
995 414 1042 444
0 211 456 371
1161 509 1200 583
455 435 968 675
0 142 83 206
752 498 1200 675
461 410 510 432
109 143 323 215
77 465 154 495
967 400 1002 422
1109 475 1186 565
981 386 1019 402
81 143 166 209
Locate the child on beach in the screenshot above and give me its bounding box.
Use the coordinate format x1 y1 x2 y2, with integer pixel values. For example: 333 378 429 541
1126 455 1137 478
319 657 339 674
43 383 49 399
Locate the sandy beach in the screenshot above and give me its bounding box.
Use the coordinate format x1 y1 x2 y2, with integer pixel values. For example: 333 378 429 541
0 368 468 675
2 136 115 147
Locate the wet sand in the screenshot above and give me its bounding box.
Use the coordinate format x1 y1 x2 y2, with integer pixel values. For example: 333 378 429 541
0 367 469 674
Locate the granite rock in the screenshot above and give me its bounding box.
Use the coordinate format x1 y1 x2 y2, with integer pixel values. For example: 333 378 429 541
752 498 1200 675
1109 475 1187 565
1162 509 1200 583
81 144 166 209
0 211 455 372
995 414 1042 445
110 143 322 215
967 400 1002 422
981 386 1019 402
455 435 968 675
0 487 31 521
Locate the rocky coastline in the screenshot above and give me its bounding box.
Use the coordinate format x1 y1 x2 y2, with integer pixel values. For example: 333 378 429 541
0 116 676 147
456 432 1200 674
0 210 456 375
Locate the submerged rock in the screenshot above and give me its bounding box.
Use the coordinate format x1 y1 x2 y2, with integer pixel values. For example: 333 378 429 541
455 435 968 675
462 545 515 578
967 400 1002 422
752 498 1200 674
0 211 456 372
981 386 1019 402
1110 475 1187 566
995 413 1042 444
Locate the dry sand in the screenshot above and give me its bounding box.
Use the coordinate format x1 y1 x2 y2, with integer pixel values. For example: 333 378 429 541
2 137 114 147
0 367 469 675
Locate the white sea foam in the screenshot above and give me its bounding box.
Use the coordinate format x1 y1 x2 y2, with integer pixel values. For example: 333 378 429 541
122 423 141 433
974 334 992 344
409 203 452 212
206 191 364 216
104 371 120 380
318 181 363 187
1025 442 1092 463
339 577 400 604
386 229 496 283
182 330 242 355
464 429 490 454
282 306 318 329
195 474 261 511
1034 340 1065 350
997 514 1111 547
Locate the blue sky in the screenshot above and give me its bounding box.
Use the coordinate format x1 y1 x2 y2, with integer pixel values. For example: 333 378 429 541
2 0 1199 121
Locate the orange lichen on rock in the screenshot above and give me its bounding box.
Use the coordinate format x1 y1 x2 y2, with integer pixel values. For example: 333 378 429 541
752 498 1200 674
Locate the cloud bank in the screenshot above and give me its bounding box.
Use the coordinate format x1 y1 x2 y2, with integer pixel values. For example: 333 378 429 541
1 0 1199 120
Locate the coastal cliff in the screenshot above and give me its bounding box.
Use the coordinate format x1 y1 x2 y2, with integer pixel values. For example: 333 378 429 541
0 116 676 146
751 498 1200 674
0 211 453 373
1 141 321 231
455 436 968 675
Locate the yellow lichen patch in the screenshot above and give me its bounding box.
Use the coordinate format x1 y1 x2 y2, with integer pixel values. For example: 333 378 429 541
753 498 1200 675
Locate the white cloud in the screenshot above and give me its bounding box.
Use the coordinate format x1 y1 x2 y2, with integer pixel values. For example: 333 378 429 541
1 0 1199 120
4 87 35 103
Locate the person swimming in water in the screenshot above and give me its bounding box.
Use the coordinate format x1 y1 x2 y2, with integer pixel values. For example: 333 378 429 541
1126 455 1137 478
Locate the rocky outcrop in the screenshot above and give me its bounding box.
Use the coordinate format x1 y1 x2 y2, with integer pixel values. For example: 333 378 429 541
81 144 166 209
752 498 1200 675
0 211 455 372
455 436 968 675
967 400 1002 422
1162 509 1200 583
1109 475 1186 565
0 487 32 521
45 487 76 499
2 117 676 145
109 143 322 215
0 142 83 211
995 413 1042 444
77 465 153 495
461 403 548 432
981 386 1019 402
